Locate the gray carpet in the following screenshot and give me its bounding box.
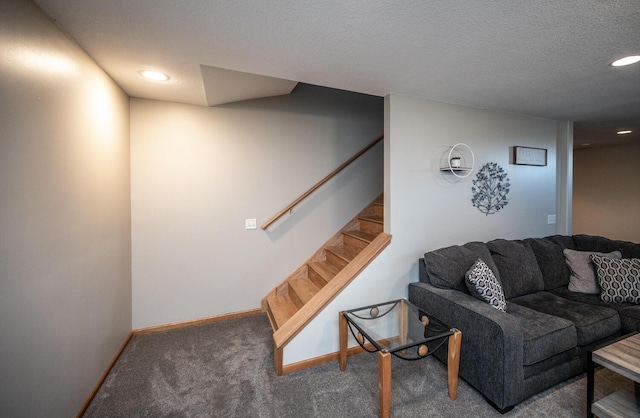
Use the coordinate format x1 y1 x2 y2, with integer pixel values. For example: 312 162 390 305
84 313 632 417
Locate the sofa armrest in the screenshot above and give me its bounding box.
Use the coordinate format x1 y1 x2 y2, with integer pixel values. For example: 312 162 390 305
409 281 524 410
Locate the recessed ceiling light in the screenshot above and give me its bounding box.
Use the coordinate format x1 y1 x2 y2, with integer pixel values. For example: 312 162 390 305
611 56 640 67
617 130 632 135
141 70 169 81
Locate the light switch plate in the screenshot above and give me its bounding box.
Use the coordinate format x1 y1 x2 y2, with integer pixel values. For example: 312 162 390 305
245 219 257 230
547 215 556 224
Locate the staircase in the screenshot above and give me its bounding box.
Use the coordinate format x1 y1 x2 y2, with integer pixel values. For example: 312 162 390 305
262 194 391 375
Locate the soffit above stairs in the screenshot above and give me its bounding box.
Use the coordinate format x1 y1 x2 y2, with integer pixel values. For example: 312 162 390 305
200 65 298 106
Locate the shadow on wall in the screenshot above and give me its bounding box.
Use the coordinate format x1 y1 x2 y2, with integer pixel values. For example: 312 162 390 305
218 83 383 117
264 142 384 242
573 142 640 242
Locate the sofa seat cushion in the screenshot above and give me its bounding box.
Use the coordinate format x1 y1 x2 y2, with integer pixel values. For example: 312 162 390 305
549 287 631 311
487 239 545 299
523 347 580 379
550 287 640 334
506 302 576 366
619 306 640 333
510 291 620 346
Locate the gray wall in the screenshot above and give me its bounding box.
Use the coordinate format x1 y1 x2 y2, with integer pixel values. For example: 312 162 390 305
130 86 383 329
573 142 640 242
0 0 575 406
286 94 563 365
0 1 131 416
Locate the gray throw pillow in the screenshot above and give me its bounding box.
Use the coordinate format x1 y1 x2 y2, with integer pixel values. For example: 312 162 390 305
592 255 640 304
465 258 507 312
564 249 622 294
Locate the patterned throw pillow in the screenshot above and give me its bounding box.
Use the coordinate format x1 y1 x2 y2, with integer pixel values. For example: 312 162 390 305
465 258 507 312
591 255 640 304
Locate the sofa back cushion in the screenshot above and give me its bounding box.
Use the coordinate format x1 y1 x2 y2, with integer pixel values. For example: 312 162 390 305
423 242 499 292
573 234 640 258
523 235 575 290
487 239 545 299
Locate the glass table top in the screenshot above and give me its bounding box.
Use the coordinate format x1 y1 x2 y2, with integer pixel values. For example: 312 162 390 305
342 299 454 360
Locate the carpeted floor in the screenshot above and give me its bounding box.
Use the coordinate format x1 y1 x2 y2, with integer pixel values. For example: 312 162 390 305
84 313 632 417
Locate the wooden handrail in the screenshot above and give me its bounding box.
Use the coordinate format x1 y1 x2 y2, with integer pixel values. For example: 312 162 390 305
261 134 383 229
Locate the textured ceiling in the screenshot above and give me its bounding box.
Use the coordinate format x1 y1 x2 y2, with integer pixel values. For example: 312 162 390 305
34 0 640 147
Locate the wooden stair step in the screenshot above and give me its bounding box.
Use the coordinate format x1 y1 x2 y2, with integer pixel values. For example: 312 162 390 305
359 212 384 234
326 245 361 268
343 229 378 250
308 261 341 287
267 294 298 331
289 277 320 308
371 202 384 217
326 244 361 261
344 229 377 243
359 204 383 220
359 213 383 224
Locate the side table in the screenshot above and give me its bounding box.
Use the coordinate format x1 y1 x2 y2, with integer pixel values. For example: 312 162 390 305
339 299 461 418
587 332 640 418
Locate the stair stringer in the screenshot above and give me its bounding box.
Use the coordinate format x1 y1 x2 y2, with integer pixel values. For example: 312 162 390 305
272 231 391 374
260 216 359 313
260 194 382 315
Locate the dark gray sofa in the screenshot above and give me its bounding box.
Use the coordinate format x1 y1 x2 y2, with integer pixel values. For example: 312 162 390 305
408 234 640 413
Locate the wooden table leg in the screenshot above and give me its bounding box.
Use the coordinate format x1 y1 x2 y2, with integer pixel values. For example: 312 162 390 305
587 350 594 418
447 329 462 401
339 312 348 371
398 301 408 355
378 351 391 418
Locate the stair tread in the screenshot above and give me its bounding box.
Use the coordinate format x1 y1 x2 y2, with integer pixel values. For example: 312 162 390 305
289 277 321 306
343 229 377 243
308 261 341 282
359 213 383 224
326 245 361 262
267 294 298 330
266 193 386 373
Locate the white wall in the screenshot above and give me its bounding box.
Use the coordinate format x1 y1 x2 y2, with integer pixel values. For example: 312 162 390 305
0 1 131 416
285 94 562 365
130 85 383 328
573 142 640 242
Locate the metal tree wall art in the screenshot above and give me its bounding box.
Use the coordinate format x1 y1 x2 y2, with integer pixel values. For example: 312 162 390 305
471 162 510 215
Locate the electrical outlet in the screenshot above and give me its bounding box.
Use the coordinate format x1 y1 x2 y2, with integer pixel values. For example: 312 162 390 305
547 215 556 224
245 219 257 230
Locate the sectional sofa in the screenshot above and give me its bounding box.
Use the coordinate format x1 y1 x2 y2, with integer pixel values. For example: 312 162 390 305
408 234 640 412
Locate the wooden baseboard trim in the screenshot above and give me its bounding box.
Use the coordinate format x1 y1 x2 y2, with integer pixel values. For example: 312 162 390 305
281 344 372 375
76 332 133 418
132 308 262 335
